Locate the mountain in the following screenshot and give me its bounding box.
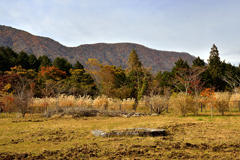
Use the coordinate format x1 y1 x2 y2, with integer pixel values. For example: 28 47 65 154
0 25 196 74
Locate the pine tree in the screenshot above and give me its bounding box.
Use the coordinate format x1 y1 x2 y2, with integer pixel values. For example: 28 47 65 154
127 49 142 69
192 56 205 67
16 51 30 69
73 61 84 70
207 44 224 90
53 57 72 76
208 44 221 65
29 54 40 71
38 55 52 70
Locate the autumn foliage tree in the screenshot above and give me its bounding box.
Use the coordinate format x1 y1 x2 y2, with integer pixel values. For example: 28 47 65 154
38 66 66 83
4 66 37 117
0 74 19 116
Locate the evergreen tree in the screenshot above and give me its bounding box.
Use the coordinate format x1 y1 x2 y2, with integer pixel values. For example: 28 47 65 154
73 61 84 70
192 56 205 67
38 55 52 71
29 54 40 71
16 51 30 69
207 44 224 90
126 49 150 100
0 47 19 72
172 58 190 73
53 57 72 76
127 49 142 69
4 47 18 68
0 50 8 72
208 44 221 65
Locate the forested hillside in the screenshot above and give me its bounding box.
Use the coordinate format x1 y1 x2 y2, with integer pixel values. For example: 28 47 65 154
0 25 196 74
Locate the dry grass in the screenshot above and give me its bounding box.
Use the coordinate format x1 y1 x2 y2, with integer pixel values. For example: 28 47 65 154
31 95 137 112
0 112 240 159
215 92 240 111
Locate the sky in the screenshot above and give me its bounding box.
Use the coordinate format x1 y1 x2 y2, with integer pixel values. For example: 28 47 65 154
1 0 240 65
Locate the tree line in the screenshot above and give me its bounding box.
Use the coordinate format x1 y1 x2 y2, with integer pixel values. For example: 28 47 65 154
0 44 240 103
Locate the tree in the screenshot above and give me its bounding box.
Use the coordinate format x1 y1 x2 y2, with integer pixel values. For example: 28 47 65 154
99 65 128 98
207 44 225 90
5 66 36 80
172 66 206 95
51 80 69 114
68 68 96 96
172 58 190 74
85 58 102 89
0 74 19 117
29 54 40 71
126 49 151 100
53 57 72 76
127 49 142 69
157 71 174 88
208 44 220 65
0 51 8 72
143 94 169 115
192 56 205 67
38 55 52 71
4 66 37 117
73 61 84 70
220 66 240 109
0 46 18 72
16 51 30 69
12 75 34 117
38 66 67 83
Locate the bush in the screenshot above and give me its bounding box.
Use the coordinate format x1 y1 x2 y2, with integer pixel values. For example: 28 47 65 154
170 93 197 116
141 95 169 114
214 92 231 116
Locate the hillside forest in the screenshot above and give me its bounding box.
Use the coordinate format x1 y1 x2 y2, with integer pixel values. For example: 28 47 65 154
0 44 240 117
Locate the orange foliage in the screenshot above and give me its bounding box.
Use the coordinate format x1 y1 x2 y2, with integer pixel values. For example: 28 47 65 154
1 96 14 113
41 102 49 107
38 66 66 81
200 88 216 108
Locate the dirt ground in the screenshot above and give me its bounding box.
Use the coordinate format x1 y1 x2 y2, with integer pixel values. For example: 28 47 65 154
0 113 240 159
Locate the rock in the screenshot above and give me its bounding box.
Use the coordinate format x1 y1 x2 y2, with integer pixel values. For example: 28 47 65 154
91 130 104 137
91 128 166 137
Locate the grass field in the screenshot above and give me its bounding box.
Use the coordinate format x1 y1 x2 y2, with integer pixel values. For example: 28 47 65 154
0 111 240 159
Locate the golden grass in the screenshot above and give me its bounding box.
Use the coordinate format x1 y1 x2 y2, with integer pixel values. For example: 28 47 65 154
215 92 240 111
0 112 240 159
31 95 138 112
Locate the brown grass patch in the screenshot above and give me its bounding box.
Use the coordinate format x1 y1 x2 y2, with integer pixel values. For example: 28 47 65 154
0 113 240 159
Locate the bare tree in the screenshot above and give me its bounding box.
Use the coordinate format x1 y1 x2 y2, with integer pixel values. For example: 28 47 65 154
172 66 206 116
12 76 33 117
52 80 69 114
143 87 171 115
221 73 240 109
173 67 206 95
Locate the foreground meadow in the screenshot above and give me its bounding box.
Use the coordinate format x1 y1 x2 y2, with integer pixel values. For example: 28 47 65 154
0 112 240 159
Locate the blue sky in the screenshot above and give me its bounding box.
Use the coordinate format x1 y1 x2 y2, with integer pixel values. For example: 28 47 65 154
1 0 240 65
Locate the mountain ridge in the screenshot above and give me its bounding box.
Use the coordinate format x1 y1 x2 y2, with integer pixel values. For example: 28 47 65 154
0 25 196 74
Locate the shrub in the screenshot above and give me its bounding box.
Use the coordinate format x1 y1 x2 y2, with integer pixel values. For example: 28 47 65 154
170 93 197 116
141 95 169 114
214 92 231 116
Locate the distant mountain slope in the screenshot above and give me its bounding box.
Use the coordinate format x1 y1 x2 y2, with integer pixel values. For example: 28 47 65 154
0 25 196 74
